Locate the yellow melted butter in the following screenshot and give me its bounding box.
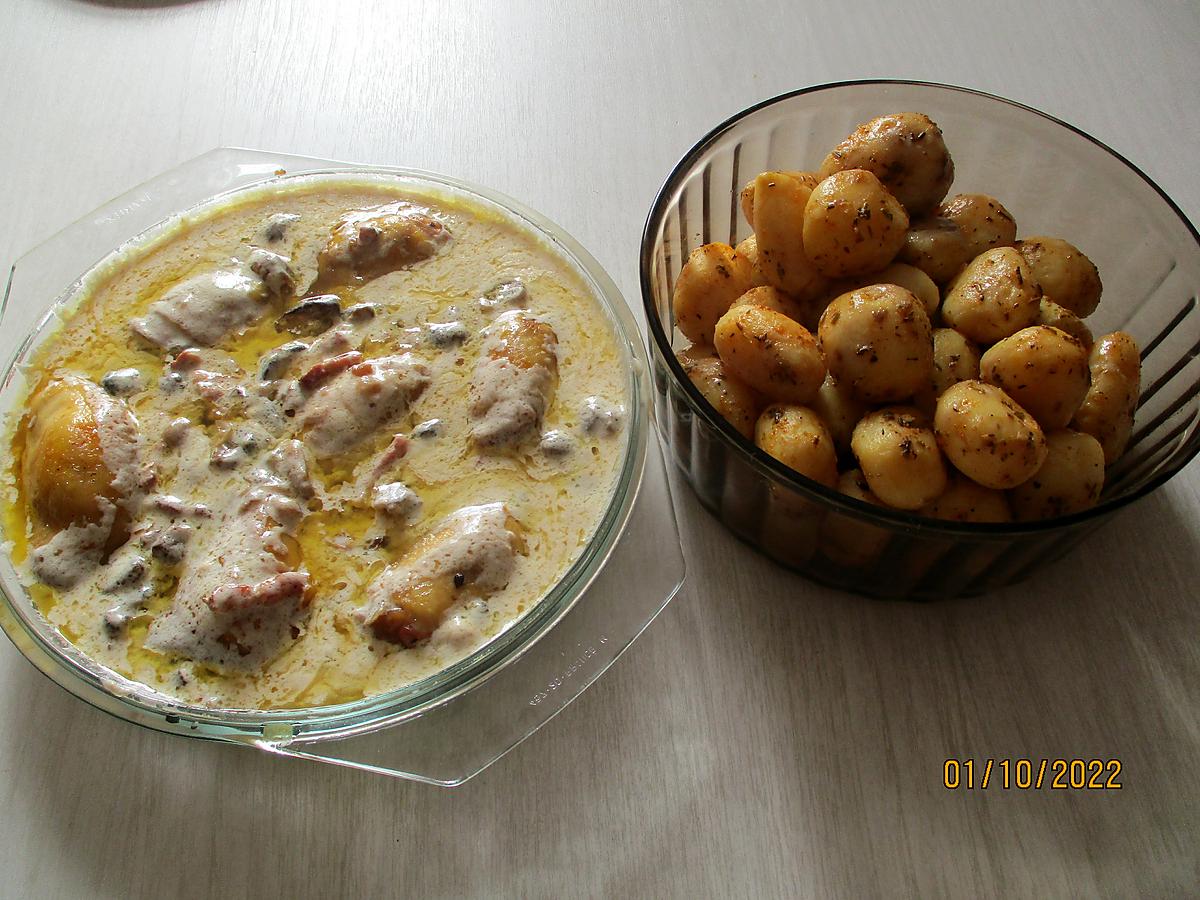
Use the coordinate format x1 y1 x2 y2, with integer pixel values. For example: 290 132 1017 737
1 176 628 710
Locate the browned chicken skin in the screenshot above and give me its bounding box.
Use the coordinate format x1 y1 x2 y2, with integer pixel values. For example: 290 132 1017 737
22 376 142 551
469 314 559 449
362 503 525 647
307 202 451 294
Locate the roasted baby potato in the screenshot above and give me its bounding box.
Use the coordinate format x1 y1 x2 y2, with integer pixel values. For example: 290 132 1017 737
673 242 756 345
1035 299 1093 347
740 171 818 229
818 284 933 403
714 303 826 404
735 279 828 332
841 262 940 318
1015 236 1102 317
934 380 1048 489
809 374 866 454
941 247 1042 344
1072 331 1141 464
734 236 771 289
851 406 948 510
898 215 973 284
753 172 828 300
1009 429 1105 520
673 109 1142 537
931 327 982 397
754 404 838 487
921 473 1012 523
803 170 910 278
676 346 762 439
732 285 812 326
980 325 1090 430
936 193 1016 259
818 112 954 215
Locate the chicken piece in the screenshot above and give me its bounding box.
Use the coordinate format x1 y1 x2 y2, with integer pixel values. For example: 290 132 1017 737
357 503 524 647
131 253 294 351
308 202 451 293
298 355 431 458
22 376 144 554
145 478 311 668
470 313 559 449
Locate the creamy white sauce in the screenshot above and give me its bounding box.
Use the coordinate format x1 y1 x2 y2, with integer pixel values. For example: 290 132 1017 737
30 499 117 588
372 481 422 522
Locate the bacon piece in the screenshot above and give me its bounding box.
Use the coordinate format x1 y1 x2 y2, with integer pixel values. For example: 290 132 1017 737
298 351 363 392
205 571 310 613
150 494 212 518
371 435 409 478
169 349 205 373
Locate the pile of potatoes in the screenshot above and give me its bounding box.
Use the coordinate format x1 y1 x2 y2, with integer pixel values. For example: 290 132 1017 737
674 112 1141 525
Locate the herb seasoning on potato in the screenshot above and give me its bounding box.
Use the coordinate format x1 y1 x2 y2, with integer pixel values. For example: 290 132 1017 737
670 109 1141 536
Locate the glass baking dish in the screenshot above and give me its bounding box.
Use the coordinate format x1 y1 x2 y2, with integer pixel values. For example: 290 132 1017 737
641 80 1200 600
0 149 685 784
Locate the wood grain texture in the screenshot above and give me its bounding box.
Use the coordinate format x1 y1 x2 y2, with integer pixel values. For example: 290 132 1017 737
1 0 1198 897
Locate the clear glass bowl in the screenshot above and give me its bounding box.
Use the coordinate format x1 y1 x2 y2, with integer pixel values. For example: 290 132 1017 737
641 80 1200 600
0 149 685 783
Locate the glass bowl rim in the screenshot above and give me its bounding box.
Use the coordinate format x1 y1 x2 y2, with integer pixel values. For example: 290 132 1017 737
0 160 649 738
639 78 1200 538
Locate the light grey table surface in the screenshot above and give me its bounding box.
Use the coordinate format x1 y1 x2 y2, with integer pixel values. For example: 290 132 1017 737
1 1 1197 897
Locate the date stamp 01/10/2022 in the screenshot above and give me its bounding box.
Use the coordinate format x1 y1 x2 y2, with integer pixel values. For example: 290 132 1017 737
943 759 1123 791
